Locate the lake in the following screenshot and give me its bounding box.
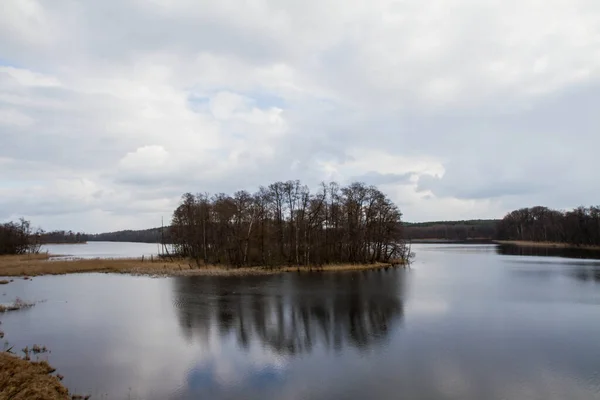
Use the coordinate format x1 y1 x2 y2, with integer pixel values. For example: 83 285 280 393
41 241 166 259
2 243 600 399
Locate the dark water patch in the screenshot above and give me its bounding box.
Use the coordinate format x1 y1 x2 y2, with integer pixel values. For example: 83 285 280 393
172 269 405 356
497 244 600 260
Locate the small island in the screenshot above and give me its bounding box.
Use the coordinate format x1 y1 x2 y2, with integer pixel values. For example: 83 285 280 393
0 181 413 277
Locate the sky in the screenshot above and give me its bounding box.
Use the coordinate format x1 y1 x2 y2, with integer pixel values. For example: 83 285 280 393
1 0 599 233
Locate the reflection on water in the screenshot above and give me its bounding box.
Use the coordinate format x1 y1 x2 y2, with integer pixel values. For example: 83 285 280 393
570 265 600 283
500 244 600 285
2 243 600 399
497 244 600 260
508 260 600 286
173 269 405 355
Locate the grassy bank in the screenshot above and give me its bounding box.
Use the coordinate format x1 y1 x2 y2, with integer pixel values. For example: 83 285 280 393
0 352 70 400
494 240 600 251
0 254 404 277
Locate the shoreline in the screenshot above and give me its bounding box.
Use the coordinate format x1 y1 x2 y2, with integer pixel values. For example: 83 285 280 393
0 254 406 278
494 240 600 251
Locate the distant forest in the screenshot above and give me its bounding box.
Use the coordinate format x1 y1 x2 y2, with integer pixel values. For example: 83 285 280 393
86 228 171 244
404 205 600 247
497 206 600 246
99 206 596 248
40 230 86 244
3 200 600 257
404 220 498 241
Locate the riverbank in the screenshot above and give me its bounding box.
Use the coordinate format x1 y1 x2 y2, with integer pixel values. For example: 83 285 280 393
494 240 600 251
0 254 404 277
0 352 70 399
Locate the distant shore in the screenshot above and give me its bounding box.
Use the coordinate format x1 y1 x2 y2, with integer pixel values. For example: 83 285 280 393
0 254 405 277
41 242 88 245
494 240 600 251
409 239 494 244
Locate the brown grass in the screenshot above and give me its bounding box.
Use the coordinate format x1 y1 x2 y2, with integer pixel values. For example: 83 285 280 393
0 280 9 285
0 253 404 277
494 240 600 251
0 352 69 400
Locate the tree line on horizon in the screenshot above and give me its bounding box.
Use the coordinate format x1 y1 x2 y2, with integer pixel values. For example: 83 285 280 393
40 230 87 244
3 202 600 256
170 180 411 267
403 219 498 241
85 228 169 243
497 206 600 246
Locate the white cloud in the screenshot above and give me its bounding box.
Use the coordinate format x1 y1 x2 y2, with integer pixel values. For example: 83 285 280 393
119 145 171 172
1 0 599 230
0 108 34 127
0 66 61 87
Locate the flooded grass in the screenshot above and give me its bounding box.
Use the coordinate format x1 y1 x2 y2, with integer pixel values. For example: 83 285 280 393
32 344 49 354
0 298 36 313
0 254 405 277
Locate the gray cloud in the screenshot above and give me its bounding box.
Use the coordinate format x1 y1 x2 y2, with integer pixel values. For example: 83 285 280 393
350 172 414 186
1 0 600 231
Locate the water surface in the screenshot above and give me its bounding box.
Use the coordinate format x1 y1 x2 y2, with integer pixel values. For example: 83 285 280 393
41 241 165 259
2 243 600 399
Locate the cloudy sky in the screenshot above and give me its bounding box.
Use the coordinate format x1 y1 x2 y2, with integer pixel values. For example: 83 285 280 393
1 0 599 232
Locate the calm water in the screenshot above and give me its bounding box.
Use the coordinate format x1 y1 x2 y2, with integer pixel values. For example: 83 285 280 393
2 243 600 399
41 241 166 259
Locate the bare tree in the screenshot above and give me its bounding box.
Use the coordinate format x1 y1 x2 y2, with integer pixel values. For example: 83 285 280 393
0 218 43 255
171 181 410 268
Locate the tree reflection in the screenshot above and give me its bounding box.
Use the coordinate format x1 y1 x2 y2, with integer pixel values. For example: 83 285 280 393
172 268 405 355
569 265 600 283
497 244 600 260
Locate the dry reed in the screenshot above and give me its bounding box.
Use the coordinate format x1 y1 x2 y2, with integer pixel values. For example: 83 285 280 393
0 253 404 277
0 352 69 400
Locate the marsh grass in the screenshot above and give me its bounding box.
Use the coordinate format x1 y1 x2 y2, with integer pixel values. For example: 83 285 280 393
0 253 405 277
0 298 35 313
0 352 69 400
32 344 48 354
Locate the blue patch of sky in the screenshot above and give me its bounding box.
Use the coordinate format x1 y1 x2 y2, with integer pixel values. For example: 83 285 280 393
0 180 44 189
186 94 211 113
0 58 20 68
250 92 285 109
187 90 286 113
